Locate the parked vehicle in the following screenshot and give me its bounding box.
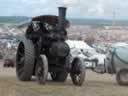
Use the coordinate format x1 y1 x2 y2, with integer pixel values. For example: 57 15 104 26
66 40 106 72
105 42 128 85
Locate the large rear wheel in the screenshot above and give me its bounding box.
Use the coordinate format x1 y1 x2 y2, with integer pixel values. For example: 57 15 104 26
16 38 35 81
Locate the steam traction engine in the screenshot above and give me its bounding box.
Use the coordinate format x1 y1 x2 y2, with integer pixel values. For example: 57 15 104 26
16 7 85 86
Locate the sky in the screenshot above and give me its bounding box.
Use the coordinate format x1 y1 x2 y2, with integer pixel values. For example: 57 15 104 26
0 0 128 19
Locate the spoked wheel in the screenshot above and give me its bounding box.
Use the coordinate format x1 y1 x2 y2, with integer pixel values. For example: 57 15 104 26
70 57 86 86
35 55 48 84
50 71 68 82
16 38 35 81
116 69 128 86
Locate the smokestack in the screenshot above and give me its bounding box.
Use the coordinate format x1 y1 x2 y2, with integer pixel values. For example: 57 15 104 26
58 7 67 30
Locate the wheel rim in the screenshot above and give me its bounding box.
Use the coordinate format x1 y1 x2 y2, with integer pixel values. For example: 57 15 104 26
71 71 84 86
35 55 48 84
16 43 25 77
36 59 45 82
74 74 81 83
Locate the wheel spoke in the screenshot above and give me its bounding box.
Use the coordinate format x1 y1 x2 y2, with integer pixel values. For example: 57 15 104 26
78 75 81 82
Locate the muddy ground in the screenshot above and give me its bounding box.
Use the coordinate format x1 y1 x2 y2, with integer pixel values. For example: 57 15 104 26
0 61 128 96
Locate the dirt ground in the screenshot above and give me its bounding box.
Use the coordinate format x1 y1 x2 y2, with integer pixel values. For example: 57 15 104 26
0 61 128 96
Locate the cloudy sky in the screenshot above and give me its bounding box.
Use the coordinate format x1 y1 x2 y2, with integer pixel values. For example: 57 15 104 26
0 0 128 19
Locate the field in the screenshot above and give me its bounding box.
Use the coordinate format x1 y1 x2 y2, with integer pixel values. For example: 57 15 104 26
0 61 128 96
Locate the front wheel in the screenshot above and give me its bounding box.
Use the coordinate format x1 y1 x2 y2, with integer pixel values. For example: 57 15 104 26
116 69 128 86
35 55 48 84
70 58 86 86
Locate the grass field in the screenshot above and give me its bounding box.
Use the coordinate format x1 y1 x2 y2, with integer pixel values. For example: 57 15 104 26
0 61 128 96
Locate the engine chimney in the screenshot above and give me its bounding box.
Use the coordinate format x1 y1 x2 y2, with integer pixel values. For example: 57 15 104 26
58 7 67 31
